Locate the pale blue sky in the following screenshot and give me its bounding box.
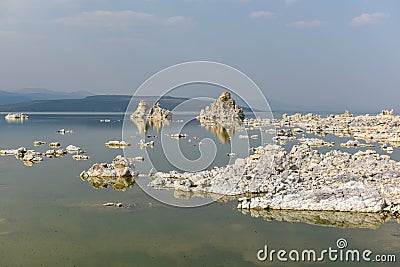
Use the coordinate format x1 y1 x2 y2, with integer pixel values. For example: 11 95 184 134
0 0 399 110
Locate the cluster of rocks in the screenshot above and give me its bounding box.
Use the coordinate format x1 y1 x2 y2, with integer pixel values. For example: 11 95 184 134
57 129 73 134
80 155 138 191
0 147 43 166
139 139 154 148
150 143 400 216
280 110 400 147
130 100 172 133
4 113 29 121
44 149 67 158
131 100 172 120
0 142 88 166
273 129 296 144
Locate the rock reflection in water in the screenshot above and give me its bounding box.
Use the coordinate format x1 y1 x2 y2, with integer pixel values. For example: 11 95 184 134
199 119 235 144
130 117 149 134
4 117 28 124
239 209 390 229
149 118 170 132
130 117 171 134
81 176 135 191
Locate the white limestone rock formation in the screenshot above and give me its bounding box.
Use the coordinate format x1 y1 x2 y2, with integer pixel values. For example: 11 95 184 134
80 155 138 179
148 102 172 120
5 113 29 120
131 100 172 120
80 156 137 191
149 143 400 214
199 92 245 122
105 140 131 148
130 100 150 119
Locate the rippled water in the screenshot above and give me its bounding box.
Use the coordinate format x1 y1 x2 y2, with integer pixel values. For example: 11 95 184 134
0 112 399 266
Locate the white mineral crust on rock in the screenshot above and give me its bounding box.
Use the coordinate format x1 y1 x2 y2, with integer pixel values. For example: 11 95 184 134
80 155 138 178
199 92 245 123
150 143 400 214
130 100 172 120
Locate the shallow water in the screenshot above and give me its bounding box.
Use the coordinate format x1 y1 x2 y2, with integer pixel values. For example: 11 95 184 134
0 112 399 266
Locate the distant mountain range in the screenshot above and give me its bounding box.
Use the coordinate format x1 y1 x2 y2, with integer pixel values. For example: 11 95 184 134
0 88 323 113
0 88 93 105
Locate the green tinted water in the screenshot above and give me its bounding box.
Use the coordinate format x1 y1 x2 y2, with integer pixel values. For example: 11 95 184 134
0 113 399 266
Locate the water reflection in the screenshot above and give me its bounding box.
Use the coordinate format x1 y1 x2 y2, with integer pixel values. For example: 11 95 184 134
149 118 170 132
199 118 235 144
81 176 135 191
239 209 391 229
130 117 171 134
130 117 149 134
4 117 29 124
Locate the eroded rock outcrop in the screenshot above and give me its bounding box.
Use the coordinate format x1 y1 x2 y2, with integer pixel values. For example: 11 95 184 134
131 100 150 119
198 92 245 141
130 100 172 133
131 100 172 120
148 102 172 120
199 92 245 122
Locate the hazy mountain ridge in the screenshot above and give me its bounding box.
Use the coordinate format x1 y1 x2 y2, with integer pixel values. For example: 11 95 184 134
0 95 261 113
0 88 374 113
0 88 93 105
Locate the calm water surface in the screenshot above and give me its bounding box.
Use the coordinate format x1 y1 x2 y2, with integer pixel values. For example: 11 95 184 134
0 112 399 267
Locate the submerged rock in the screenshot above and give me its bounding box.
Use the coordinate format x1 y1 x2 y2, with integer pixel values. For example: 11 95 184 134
341 139 374 148
239 209 389 229
49 142 61 148
102 202 123 207
33 141 46 146
73 155 89 161
139 139 154 148
66 145 84 154
105 140 131 148
57 129 73 134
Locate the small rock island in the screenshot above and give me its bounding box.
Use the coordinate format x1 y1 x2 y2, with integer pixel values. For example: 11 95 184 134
131 100 172 120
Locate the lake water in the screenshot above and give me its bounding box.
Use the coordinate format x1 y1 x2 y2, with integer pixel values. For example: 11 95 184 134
0 112 399 266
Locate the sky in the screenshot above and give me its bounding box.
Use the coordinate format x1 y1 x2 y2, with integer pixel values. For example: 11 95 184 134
0 0 399 111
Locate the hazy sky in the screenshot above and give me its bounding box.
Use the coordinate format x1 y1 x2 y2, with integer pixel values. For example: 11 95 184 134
0 0 399 110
